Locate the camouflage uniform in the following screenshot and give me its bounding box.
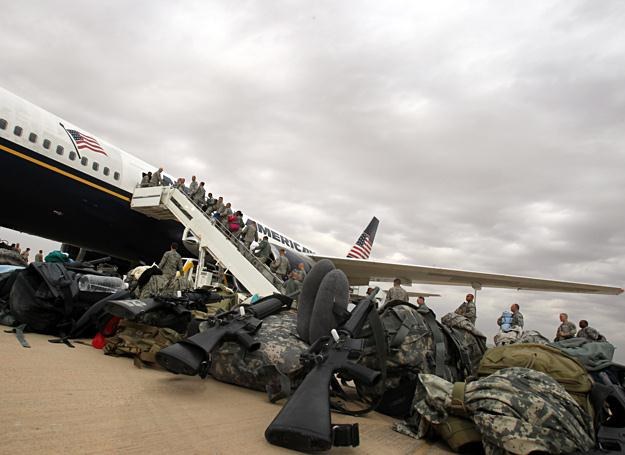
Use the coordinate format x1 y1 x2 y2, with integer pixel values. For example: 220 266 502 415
253 239 271 263
517 330 549 344
34 252 44 262
384 285 408 303
158 250 183 280
577 326 605 342
454 301 476 325
270 255 289 277
150 169 162 186
240 224 258 249
191 185 205 205
188 179 199 195
410 367 595 454
555 321 577 341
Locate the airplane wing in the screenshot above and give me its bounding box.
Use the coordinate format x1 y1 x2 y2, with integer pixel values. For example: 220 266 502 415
309 255 624 295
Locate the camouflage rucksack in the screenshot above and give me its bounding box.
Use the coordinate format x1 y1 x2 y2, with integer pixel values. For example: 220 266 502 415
208 310 309 400
104 320 183 366
359 302 486 418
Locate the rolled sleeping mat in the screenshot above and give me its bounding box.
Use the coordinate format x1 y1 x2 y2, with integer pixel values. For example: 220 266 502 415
308 269 350 344
296 259 335 343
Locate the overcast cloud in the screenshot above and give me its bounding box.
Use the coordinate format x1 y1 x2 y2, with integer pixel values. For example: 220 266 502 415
1 1 624 359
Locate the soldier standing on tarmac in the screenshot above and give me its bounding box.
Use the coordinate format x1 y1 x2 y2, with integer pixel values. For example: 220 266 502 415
385 278 409 303
158 242 183 280
554 313 577 341
454 293 477 324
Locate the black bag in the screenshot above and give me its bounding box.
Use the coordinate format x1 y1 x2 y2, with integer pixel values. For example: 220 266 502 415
8 263 111 335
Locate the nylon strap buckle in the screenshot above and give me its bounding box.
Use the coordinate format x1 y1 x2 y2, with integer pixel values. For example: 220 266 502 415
450 382 468 417
332 423 360 447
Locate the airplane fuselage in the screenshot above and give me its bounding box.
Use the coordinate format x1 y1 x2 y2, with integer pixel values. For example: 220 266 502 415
0 86 313 265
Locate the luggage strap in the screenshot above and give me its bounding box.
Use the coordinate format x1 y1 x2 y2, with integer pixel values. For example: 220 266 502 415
5 324 30 348
450 382 468 418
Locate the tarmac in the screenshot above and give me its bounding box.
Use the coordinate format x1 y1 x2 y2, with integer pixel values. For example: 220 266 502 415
1 331 452 454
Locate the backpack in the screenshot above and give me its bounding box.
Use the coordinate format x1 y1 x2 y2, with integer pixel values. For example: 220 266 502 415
358 303 486 418
477 343 594 418
104 320 183 365
208 310 309 400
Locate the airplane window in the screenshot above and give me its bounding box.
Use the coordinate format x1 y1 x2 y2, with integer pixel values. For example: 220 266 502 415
69 151 76 160
13 126 22 137
29 132 37 143
43 139 51 149
92 162 99 171
56 145 64 155
81 157 88 166
103 167 110 176
0 118 7 130
113 171 120 181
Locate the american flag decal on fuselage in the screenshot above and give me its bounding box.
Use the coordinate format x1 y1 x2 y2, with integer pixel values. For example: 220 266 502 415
67 129 107 155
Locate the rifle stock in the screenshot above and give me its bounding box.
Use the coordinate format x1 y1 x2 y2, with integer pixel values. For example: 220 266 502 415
265 288 381 452
156 295 289 377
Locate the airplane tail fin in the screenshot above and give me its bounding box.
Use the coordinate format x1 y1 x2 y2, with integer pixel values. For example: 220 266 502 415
346 216 379 259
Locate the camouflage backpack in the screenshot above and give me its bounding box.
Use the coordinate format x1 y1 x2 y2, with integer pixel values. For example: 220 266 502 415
208 310 310 400
358 302 487 418
104 320 183 366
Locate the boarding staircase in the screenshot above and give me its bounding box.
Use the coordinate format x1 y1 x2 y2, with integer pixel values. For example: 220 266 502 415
130 186 284 295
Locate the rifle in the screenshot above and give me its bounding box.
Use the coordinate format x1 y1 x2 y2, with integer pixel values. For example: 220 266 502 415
156 293 292 377
265 288 381 452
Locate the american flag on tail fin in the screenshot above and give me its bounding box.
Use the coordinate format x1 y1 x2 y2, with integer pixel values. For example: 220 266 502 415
347 216 379 259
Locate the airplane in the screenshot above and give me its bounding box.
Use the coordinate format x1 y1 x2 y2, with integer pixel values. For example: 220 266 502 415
0 85 622 296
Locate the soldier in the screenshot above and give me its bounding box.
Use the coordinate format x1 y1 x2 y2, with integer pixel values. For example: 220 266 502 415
211 196 224 219
253 235 272 265
416 295 434 316
270 248 290 279
240 221 258 249
497 303 524 328
454 293 476 324
192 182 206 205
554 313 577 341
150 167 163 186
205 193 216 212
140 172 149 187
188 176 199 196
384 278 409 303
219 202 233 224
284 270 303 295
34 249 44 262
296 263 307 282
21 247 30 262
576 320 607 342
158 242 183 280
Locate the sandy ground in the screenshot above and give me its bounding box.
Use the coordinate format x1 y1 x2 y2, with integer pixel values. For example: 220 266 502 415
1 331 452 454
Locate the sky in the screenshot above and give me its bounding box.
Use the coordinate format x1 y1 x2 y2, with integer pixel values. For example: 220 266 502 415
1 1 624 360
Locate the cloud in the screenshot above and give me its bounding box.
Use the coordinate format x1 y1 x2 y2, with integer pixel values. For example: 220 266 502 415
1 0 624 360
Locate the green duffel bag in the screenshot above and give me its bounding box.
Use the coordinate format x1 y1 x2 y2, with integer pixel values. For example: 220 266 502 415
477 343 593 418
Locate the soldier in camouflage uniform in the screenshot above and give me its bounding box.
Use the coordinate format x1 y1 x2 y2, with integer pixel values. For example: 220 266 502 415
576 319 606 342
158 242 183 280
188 175 199 195
554 313 577 342
384 278 408 303
404 367 595 454
240 221 258 249
454 293 476 325
191 182 206 205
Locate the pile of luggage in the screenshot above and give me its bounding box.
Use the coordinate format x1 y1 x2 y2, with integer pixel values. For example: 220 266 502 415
1 258 624 454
